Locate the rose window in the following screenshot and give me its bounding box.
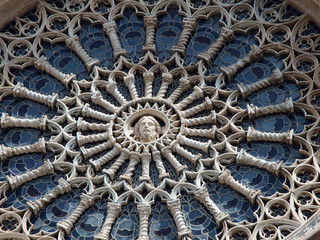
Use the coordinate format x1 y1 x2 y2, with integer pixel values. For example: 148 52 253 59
0 0 320 239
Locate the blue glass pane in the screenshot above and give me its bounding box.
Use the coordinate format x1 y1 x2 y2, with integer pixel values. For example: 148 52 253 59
77 22 114 69
110 202 139 240
225 53 285 90
185 17 221 65
30 189 83 234
66 198 109 240
149 199 178 240
134 72 145 98
181 194 221 240
2 173 65 210
207 31 258 75
156 6 183 61
12 66 70 98
152 72 162 96
237 81 301 108
116 79 132 101
226 164 287 196
242 112 312 134
117 9 145 63
207 182 258 223
42 42 90 80
0 153 55 182
0 128 51 147
150 161 160 186
0 96 57 119
238 141 303 166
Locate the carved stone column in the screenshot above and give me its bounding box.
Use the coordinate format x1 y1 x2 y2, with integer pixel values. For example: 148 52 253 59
13 82 58 108
176 86 204 110
237 68 283 99
1 113 47 130
152 150 169 180
220 45 263 81
106 80 127 105
57 194 95 234
120 152 140 184
104 149 130 180
140 151 151 183
90 144 122 171
143 15 157 53
157 73 173 98
183 126 216 139
218 170 261 204
124 74 139 100
137 205 151 240
35 56 75 87
170 140 201 165
27 178 71 215
172 18 197 56
177 134 212 153
94 203 122 240
76 131 109 147
103 21 127 59
167 199 192 240
143 71 154 98
0 138 46 161
161 146 187 175
80 140 114 160
247 97 294 119
169 78 190 103
198 27 234 64
91 91 119 113
247 127 294 145
184 110 216 126
236 149 282 176
66 35 100 71
82 103 114 122
76 117 109 132
181 97 213 118
194 187 230 225
6 160 54 190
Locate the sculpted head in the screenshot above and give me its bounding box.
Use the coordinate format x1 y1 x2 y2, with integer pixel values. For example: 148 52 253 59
134 116 160 142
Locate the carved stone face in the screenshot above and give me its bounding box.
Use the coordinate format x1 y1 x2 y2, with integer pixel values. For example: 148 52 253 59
134 116 160 142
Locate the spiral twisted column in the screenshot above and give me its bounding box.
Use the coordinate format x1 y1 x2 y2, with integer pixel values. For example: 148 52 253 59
143 15 157 53
76 131 109 146
140 151 151 183
247 97 294 119
157 73 173 98
35 56 75 87
198 27 234 64
13 82 58 108
27 178 71 215
81 103 114 122
177 134 212 153
143 71 154 98
90 144 122 171
103 21 127 59
81 140 114 160
124 74 139 100
91 91 119 113
137 204 151 240
167 199 192 240
0 137 46 161
152 150 169 180
66 35 100 71
218 170 261 204
104 149 130 180
184 110 216 126
176 86 204 110
236 149 282 176
183 126 216 139
247 127 294 145
161 146 187 175
76 117 109 132
194 187 230 225
237 68 283 99
1 113 47 130
169 78 190 103
6 160 54 190
181 97 213 118
220 45 263 81
120 152 140 184
106 80 128 105
172 18 197 56
170 140 201 165
94 203 122 240
57 194 95 234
